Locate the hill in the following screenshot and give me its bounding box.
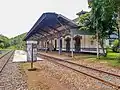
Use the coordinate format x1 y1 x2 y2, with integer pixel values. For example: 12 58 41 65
0 34 9 49
0 33 27 50
8 33 27 50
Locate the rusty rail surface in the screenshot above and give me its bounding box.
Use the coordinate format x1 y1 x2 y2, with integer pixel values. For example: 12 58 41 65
0 50 12 59
39 54 120 90
0 50 14 73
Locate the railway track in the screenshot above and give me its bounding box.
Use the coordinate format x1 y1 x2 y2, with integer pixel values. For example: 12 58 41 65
0 50 14 73
39 54 120 90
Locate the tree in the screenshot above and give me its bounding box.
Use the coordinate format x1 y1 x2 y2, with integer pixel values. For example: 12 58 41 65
112 39 119 52
114 0 120 53
90 0 119 57
79 12 93 32
79 0 119 58
9 33 26 50
0 34 10 48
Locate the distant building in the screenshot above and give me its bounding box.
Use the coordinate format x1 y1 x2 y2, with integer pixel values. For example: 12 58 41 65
76 10 88 17
73 10 88 25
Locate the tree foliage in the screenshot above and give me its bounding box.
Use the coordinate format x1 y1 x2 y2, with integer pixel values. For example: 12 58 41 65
91 0 120 56
0 34 10 48
90 0 118 37
112 39 119 52
79 12 95 35
79 0 120 57
8 33 26 50
0 33 26 50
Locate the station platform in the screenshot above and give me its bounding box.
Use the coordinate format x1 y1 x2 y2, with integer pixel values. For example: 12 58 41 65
13 50 43 62
38 51 73 61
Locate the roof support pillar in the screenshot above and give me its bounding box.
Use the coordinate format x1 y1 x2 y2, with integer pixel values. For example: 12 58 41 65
50 39 53 52
70 29 74 58
58 34 62 55
45 41 48 53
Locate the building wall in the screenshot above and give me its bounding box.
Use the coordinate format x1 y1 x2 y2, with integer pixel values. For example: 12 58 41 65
38 34 101 53
37 27 104 53
82 35 96 48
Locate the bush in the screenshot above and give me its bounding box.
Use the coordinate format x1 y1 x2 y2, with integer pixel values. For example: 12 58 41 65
112 39 119 52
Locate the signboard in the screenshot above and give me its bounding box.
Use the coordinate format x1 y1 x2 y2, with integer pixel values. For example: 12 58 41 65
27 41 37 62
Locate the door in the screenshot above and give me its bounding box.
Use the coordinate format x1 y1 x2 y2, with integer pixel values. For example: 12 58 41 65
54 40 57 51
74 36 81 52
65 37 70 52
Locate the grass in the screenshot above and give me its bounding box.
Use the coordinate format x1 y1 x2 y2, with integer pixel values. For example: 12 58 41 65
19 63 31 70
37 50 120 68
72 50 120 68
99 52 120 67
86 52 120 68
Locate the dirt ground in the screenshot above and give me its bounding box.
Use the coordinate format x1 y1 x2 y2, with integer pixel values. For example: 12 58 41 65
20 58 116 90
19 51 120 90
21 61 69 90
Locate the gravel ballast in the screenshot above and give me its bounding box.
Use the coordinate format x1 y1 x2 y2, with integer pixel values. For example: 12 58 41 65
0 55 28 90
36 60 117 90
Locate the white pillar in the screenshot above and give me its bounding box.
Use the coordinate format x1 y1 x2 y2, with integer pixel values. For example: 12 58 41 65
58 37 62 55
58 33 62 55
71 29 74 58
50 40 53 52
96 32 99 58
45 41 48 52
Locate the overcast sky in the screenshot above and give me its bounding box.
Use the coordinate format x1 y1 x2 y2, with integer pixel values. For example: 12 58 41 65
0 0 89 38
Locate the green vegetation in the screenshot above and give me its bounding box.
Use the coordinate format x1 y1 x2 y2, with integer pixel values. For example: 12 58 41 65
77 0 120 67
90 52 120 68
0 33 26 50
79 0 120 57
0 34 10 49
73 51 120 68
8 33 26 50
112 39 120 52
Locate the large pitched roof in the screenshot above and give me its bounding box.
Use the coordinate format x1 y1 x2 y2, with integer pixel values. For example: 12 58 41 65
24 12 78 41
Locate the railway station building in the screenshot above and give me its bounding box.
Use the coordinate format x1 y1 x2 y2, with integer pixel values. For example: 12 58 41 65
24 12 103 57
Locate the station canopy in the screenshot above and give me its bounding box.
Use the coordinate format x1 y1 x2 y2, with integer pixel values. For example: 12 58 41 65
24 12 79 41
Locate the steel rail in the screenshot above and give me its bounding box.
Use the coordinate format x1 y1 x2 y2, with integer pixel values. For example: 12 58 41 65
0 50 12 59
39 54 120 90
0 50 14 73
39 53 120 78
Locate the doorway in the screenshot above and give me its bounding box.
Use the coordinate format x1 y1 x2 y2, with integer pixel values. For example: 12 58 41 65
74 36 81 52
54 40 57 51
65 37 71 52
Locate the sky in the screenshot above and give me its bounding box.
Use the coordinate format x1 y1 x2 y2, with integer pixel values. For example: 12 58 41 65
0 0 89 38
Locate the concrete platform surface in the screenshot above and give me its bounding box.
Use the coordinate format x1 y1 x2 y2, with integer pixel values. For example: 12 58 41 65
13 50 43 62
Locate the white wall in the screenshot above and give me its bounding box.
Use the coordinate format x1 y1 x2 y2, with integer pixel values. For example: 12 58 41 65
38 34 103 53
